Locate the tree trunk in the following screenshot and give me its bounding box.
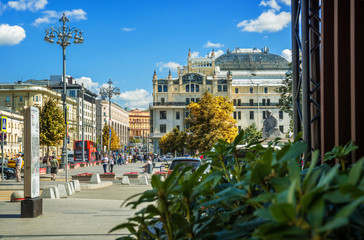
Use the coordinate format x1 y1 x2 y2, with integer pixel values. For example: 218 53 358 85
46 145 50 166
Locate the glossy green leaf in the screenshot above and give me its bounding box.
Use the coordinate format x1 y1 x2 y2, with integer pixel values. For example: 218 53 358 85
348 157 364 185
251 163 271 185
278 141 307 164
270 203 296 223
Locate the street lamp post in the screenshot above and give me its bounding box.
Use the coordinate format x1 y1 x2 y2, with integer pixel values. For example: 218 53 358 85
100 79 120 157
44 13 84 182
80 84 85 163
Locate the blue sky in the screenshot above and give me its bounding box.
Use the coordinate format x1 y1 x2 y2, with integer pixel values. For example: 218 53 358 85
0 0 292 109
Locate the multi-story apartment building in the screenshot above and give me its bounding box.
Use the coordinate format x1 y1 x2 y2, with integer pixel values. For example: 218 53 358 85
0 109 23 157
128 108 150 139
0 82 78 156
96 100 129 151
150 48 290 153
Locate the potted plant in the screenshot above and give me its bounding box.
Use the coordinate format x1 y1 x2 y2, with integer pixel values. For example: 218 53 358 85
123 172 139 179
99 172 116 180
71 172 93 181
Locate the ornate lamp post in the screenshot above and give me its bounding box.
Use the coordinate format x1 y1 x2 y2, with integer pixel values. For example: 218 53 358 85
100 79 120 156
44 13 84 182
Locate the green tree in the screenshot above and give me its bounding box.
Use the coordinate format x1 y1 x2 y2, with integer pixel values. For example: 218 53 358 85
185 92 237 153
243 123 262 145
159 127 187 155
276 62 292 117
102 125 120 151
39 98 65 163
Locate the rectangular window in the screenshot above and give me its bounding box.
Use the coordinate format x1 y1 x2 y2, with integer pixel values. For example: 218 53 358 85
233 99 236 106
279 125 284 133
36 96 39 102
160 111 166 120
262 99 266 106
191 98 195 102
158 85 162 92
185 111 190 118
186 85 190 92
238 111 241 120
163 85 168 92
238 126 241 132
196 85 199 92
235 88 239 93
250 87 253 93
264 87 268 93
176 112 180 120
160 124 166 133
279 111 283 119
70 90 75 97
191 84 195 92
218 85 222 92
263 111 266 119
250 111 254 119
238 99 241 106
186 98 190 104
19 96 23 102
233 111 236 119
196 98 199 102
6 96 10 102
161 98 165 104
267 99 271 106
249 99 254 106
223 85 227 92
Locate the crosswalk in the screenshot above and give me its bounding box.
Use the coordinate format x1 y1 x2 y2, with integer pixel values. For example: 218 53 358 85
0 190 13 201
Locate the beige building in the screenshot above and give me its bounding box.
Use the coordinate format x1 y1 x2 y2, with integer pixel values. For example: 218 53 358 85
150 48 290 153
96 100 129 151
0 109 23 157
129 108 150 139
0 82 78 156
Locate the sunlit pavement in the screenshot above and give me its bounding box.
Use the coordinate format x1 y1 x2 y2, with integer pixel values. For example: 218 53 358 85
0 161 159 239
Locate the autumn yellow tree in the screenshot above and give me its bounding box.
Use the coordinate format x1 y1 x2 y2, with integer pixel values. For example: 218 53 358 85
102 125 120 151
185 92 237 153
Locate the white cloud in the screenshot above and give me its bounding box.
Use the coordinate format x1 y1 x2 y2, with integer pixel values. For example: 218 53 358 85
190 51 199 58
7 0 47 12
156 61 181 72
281 49 292 62
279 0 291 6
0 24 26 45
115 89 152 109
237 10 291 33
33 9 87 26
206 49 224 58
0 2 7 15
121 27 135 32
259 0 281 11
74 77 100 93
204 41 224 48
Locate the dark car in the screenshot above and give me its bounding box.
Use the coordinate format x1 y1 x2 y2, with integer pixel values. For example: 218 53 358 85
167 157 202 176
0 167 16 180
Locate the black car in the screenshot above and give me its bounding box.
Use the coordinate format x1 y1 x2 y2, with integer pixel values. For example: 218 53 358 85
0 167 16 180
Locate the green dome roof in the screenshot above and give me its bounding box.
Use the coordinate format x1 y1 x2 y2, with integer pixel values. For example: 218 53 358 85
215 52 289 71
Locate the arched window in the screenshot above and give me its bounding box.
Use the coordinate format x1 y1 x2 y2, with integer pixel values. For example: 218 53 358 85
235 88 239 93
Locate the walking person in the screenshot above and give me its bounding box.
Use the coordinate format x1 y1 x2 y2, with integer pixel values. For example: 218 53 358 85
15 153 23 182
102 153 109 173
50 157 59 181
109 156 114 173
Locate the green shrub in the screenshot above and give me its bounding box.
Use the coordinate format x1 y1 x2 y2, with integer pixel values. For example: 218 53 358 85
110 130 364 240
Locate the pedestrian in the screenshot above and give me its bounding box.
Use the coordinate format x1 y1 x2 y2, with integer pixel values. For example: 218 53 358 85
102 153 109 173
15 153 23 182
50 157 59 181
109 156 114 173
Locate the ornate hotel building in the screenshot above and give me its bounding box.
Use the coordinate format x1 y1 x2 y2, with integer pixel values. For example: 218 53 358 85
150 48 291 153
128 108 150 139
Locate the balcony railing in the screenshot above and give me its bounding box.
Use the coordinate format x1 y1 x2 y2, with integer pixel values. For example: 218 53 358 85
152 102 188 106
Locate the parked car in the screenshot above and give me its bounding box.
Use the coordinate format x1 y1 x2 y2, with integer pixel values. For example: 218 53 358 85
0 167 16 180
167 157 202 176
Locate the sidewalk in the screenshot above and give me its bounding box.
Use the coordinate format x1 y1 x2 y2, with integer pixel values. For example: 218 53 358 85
0 161 164 239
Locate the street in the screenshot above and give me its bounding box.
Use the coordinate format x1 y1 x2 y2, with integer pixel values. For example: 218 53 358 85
0 161 160 240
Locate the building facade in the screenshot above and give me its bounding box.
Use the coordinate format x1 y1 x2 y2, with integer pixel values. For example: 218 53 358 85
0 109 23 157
0 82 78 156
96 100 129 152
150 48 290 153
128 108 150 139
